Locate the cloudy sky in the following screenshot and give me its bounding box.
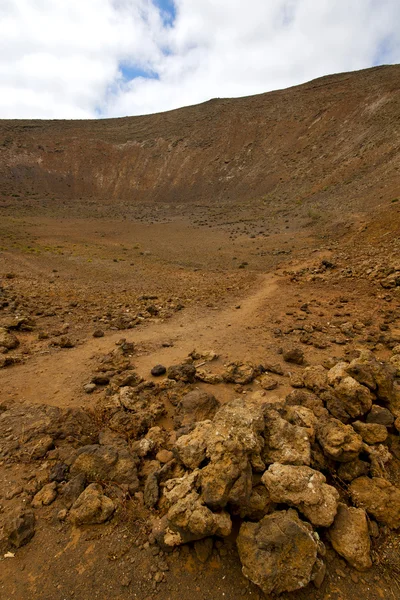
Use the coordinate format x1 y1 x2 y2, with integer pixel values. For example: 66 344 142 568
1 0 399 119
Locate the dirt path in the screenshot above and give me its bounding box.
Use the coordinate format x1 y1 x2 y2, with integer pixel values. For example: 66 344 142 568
0 273 279 408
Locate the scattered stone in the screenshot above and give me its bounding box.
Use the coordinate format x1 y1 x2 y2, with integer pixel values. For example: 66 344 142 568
236 509 319 596
0 327 19 350
350 477 400 529
69 483 115 525
84 383 97 394
328 503 372 571
151 364 167 377
4 510 35 548
283 347 305 365
262 463 339 527
167 363 196 383
93 329 105 338
223 361 260 385
31 482 58 508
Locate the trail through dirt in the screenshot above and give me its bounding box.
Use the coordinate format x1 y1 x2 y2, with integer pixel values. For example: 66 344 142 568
0 273 278 408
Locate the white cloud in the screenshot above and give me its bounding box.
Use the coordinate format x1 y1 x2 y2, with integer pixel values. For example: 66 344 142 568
1 0 399 119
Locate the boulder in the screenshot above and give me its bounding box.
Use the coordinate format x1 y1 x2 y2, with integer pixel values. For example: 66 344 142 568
366 405 395 427
69 483 115 525
302 365 328 392
263 409 311 466
346 351 400 417
350 477 400 529
0 327 19 350
223 361 259 384
174 390 219 428
333 376 373 419
167 363 196 383
262 463 339 527
352 421 388 444
174 421 213 469
327 362 349 386
337 459 370 482
4 510 35 548
316 417 363 463
283 405 317 442
283 347 305 364
70 444 139 489
285 389 327 418
31 482 58 508
329 504 372 570
236 509 319 596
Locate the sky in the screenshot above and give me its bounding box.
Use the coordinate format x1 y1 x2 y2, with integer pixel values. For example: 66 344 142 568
1 0 399 120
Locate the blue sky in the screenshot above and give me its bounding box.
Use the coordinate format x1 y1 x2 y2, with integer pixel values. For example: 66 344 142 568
1 0 399 119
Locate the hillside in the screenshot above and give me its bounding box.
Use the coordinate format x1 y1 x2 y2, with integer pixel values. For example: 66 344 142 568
0 65 399 225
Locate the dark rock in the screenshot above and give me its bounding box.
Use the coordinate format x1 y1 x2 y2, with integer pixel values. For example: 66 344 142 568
5 510 35 548
151 364 167 377
93 329 105 338
174 389 219 428
366 405 395 427
49 462 68 483
167 363 196 383
283 347 305 365
62 473 87 509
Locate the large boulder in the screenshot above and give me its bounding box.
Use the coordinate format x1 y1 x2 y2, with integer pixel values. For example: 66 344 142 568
69 483 115 525
349 477 400 529
236 509 319 596
263 409 311 466
174 390 219 428
328 503 372 571
70 444 139 489
262 463 339 527
316 417 363 463
352 421 388 445
332 376 373 419
174 421 213 469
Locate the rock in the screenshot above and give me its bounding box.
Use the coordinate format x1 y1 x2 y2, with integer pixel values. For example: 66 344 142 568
134 437 156 458
155 485 231 547
352 421 388 444
223 361 260 384
31 482 58 508
92 329 105 338
289 372 304 388
69 483 115 525
62 474 87 509
333 376 373 419
156 449 174 464
286 389 327 418
283 347 305 365
263 362 285 376
84 383 96 394
4 510 35 548
366 405 395 427
390 354 400 376
262 463 339 527
194 537 213 563
259 375 278 390
167 363 196 383
263 409 311 466
31 435 54 459
0 327 19 349
59 336 75 348
337 459 370 482
110 387 166 437
350 477 400 529
174 421 213 469
395 417 400 433
302 366 328 392
174 390 219 428
236 509 319 596
329 504 372 571
346 350 400 417
239 485 273 521
195 369 223 384
316 417 363 463
70 444 139 489
283 405 317 442
151 364 167 377
327 362 350 386
144 472 159 509
91 374 110 385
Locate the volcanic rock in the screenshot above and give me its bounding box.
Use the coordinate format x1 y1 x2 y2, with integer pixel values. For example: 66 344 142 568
329 503 372 571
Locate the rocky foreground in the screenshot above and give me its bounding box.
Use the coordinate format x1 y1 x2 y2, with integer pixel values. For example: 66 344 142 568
1 334 400 597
